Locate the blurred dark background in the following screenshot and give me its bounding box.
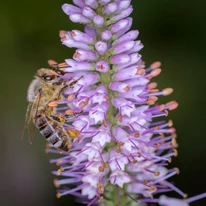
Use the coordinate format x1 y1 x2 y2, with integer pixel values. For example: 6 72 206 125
0 0 206 205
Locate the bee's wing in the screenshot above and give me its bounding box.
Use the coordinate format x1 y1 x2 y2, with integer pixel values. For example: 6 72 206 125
22 92 42 144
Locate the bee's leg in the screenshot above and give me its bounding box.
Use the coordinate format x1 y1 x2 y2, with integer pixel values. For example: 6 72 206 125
49 110 82 124
56 76 83 100
49 114 65 124
64 110 83 122
67 76 83 88
56 85 69 100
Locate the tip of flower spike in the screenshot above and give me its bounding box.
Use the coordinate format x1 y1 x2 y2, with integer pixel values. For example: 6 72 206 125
150 61 162 70
57 192 62 198
162 88 174 96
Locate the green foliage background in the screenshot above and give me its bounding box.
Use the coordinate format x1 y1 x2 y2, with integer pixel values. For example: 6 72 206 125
0 0 206 205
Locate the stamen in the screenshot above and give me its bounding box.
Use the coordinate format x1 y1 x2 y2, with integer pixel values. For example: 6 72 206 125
57 192 62 198
67 93 75 101
150 61 161 70
164 181 187 198
186 193 206 203
166 101 179 110
147 82 158 89
48 101 58 107
162 88 173 96
48 59 58 66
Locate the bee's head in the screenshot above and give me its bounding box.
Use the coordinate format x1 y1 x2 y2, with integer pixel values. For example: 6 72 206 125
36 68 61 83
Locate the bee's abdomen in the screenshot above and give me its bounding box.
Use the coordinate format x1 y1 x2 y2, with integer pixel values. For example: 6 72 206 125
35 115 70 151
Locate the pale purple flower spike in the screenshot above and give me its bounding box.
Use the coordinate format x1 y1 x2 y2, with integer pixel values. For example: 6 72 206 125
48 0 206 205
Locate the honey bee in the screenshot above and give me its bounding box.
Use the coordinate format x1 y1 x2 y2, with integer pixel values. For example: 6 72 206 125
23 67 82 151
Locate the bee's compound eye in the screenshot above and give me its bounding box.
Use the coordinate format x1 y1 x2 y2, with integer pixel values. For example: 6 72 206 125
43 75 55 81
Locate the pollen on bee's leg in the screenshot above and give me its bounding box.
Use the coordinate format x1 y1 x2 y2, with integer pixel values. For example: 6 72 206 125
67 129 81 138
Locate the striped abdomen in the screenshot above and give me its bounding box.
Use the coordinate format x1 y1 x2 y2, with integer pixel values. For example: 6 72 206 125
35 115 71 151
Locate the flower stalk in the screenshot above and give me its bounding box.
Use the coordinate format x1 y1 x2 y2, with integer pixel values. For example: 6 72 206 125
46 1 206 206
